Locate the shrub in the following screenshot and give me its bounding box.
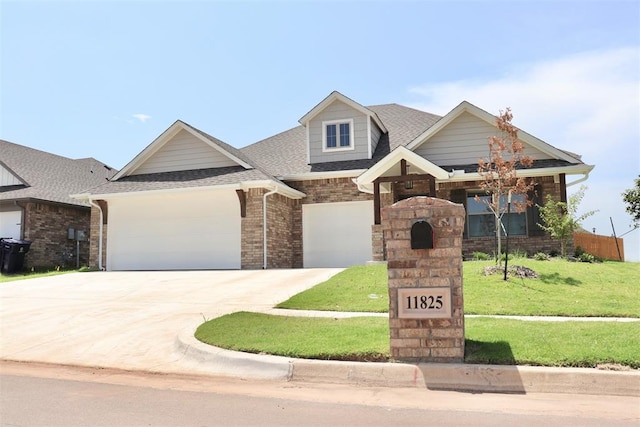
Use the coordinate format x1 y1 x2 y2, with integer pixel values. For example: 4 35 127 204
534 252 550 261
473 251 490 261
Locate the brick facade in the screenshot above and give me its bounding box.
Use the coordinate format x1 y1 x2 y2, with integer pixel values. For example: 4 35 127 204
372 175 566 261
89 205 107 270
21 201 91 269
383 197 465 363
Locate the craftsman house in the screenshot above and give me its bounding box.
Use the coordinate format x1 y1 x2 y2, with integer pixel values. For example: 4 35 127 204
1 140 115 269
75 91 594 270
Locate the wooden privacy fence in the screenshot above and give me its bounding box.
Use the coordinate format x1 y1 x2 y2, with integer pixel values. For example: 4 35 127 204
573 232 625 261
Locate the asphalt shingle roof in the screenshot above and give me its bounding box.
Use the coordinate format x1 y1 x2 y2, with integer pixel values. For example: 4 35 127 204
0 140 115 207
87 166 274 195
241 103 442 177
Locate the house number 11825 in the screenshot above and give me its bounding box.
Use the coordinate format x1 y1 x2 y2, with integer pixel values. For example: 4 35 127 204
397 288 451 319
406 295 443 310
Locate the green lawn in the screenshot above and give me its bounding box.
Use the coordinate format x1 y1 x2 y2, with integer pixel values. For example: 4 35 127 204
277 260 640 317
0 269 75 283
195 312 640 368
197 259 640 367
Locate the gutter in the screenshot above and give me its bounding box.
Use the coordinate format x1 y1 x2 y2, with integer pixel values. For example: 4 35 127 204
263 186 278 269
88 199 105 271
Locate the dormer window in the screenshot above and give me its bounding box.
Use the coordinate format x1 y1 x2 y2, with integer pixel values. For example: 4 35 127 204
322 119 354 152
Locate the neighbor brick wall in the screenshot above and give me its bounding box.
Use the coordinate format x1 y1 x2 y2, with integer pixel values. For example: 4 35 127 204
22 201 91 269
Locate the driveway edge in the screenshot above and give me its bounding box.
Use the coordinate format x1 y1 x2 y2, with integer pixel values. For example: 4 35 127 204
177 328 640 396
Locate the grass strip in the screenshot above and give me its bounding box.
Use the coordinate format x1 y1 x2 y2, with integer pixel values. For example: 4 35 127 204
195 312 640 368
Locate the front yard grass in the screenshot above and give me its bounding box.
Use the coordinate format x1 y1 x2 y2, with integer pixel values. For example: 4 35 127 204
195 312 640 368
197 259 640 368
0 269 76 283
277 260 640 317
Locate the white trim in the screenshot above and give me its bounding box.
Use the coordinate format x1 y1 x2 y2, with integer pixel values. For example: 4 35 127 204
112 120 252 180
298 91 387 133
367 117 372 159
406 101 582 164
77 180 306 201
306 125 311 164
355 146 450 186
321 119 355 152
444 164 594 182
279 169 366 181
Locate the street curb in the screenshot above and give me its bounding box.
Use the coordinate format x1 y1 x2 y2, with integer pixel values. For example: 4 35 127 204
176 328 640 396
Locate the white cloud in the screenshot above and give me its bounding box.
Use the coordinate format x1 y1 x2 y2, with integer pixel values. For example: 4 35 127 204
407 47 640 261
132 113 151 123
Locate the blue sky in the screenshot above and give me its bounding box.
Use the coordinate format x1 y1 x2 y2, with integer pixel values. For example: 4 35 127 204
1 0 639 260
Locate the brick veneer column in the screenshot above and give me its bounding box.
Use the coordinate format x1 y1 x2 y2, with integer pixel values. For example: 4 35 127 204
382 196 465 363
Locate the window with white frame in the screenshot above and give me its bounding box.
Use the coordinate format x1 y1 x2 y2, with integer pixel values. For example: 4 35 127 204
467 193 527 238
322 119 354 151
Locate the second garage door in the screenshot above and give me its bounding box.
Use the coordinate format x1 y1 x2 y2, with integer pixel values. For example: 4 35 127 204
302 201 374 268
106 190 240 270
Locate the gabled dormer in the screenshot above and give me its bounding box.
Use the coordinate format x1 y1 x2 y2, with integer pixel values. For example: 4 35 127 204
299 91 387 164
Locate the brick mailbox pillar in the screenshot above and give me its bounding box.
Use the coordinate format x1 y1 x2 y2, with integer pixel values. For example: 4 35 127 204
382 197 465 363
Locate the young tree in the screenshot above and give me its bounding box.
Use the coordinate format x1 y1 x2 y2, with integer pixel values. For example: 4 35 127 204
622 175 640 226
477 108 535 264
537 185 597 258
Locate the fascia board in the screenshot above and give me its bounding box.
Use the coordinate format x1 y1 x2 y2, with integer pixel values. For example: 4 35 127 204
299 91 387 133
445 164 595 182
180 125 253 169
111 121 183 180
240 180 306 199
80 183 244 200
279 169 366 181
356 147 449 185
407 101 581 164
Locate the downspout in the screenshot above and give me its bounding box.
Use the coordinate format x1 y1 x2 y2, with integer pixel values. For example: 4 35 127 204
14 201 26 239
88 199 104 271
263 187 278 269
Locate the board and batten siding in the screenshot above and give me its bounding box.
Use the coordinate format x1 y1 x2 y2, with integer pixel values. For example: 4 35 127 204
1 164 22 186
131 129 238 175
413 112 553 166
308 100 369 164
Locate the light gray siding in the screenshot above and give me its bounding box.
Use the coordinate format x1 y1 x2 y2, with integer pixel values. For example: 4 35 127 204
1 164 22 186
369 120 382 158
132 129 238 175
308 100 369 164
413 112 553 166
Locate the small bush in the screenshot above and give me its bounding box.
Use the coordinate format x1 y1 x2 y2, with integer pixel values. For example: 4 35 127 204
473 251 490 261
534 252 550 261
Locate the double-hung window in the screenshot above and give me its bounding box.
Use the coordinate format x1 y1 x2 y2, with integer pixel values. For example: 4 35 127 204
322 119 354 151
467 193 527 237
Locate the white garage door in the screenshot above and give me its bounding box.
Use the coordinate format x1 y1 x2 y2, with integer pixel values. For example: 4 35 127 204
107 190 240 270
0 210 22 239
303 201 374 268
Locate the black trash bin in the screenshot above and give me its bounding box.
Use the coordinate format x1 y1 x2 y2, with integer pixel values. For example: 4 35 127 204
0 238 32 274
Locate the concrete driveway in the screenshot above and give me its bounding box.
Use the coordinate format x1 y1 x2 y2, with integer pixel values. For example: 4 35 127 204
0 269 342 375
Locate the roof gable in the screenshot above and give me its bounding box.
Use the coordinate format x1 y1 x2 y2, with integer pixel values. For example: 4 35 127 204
406 101 581 164
0 161 27 187
298 91 387 133
113 120 253 180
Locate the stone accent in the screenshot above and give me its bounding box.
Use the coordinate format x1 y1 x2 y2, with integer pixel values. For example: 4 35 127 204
383 197 465 363
21 201 91 269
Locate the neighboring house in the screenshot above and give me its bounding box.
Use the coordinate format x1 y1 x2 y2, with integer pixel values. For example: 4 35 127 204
0 140 115 269
75 91 594 271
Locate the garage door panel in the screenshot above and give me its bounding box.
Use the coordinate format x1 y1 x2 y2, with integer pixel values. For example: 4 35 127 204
107 190 240 270
303 201 373 268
